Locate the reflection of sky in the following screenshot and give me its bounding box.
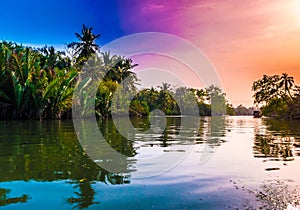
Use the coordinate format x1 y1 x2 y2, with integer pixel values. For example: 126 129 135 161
1 0 300 106
2 117 300 209
1 181 75 209
0 179 256 209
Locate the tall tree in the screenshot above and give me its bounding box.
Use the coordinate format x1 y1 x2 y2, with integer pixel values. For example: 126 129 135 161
252 73 299 119
205 85 226 116
67 24 101 63
105 55 139 92
252 75 280 105
279 73 294 100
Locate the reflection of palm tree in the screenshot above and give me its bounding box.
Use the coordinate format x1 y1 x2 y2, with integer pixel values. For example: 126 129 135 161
99 118 137 157
67 180 99 210
67 173 131 209
209 116 226 140
253 118 299 161
0 188 29 207
253 134 294 160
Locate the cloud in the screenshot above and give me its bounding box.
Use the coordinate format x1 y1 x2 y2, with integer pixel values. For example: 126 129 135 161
141 2 165 14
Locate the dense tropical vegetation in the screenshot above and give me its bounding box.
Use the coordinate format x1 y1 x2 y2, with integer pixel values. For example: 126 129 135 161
252 73 300 119
0 24 232 120
0 41 77 119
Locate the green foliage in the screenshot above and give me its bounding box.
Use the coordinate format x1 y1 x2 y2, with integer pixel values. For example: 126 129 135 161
129 85 218 117
0 37 139 119
261 98 289 118
226 104 236 116
252 73 300 119
129 100 149 116
0 42 77 119
0 25 233 119
252 74 281 104
205 85 226 116
252 73 295 105
42 68 78 118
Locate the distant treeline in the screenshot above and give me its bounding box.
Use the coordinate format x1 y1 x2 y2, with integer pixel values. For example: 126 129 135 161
233 105 254 116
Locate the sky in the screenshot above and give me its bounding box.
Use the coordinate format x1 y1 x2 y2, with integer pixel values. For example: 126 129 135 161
1 0 300 107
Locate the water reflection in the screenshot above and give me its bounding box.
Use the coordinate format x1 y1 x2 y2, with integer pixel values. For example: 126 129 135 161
253 134 294 161
0 120 131 209
128 116 227 175
194 116 227 164
0 188 29 207
0 121 131 183
67 180 99 210
253 118 300 163
0 117 228 208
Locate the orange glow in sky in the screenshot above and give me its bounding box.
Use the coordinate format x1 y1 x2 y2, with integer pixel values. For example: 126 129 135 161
119 0 300 106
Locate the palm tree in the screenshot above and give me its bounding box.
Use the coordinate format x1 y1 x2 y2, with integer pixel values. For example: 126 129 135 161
103 53 138 92
252 75 280 105
160 83 171 92
205 85 226 116
158 83 174 114
113 56 139 92
279 73 294 100
67 24 101 63
39 46 67 78
190 88 207 103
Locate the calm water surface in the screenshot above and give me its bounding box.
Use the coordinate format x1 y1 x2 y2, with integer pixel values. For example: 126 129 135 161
0 116 300 209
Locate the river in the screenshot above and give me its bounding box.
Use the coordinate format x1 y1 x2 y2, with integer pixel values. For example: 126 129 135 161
0 116 300 209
